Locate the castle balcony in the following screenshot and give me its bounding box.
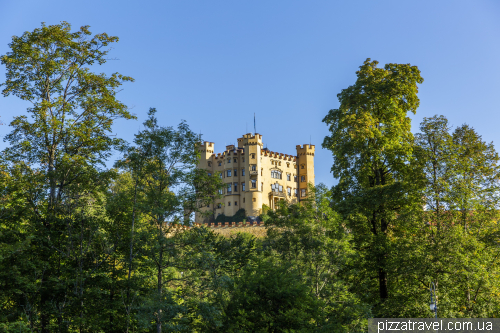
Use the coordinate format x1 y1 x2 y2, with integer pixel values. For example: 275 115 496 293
249 170 259 176
268 191 286 198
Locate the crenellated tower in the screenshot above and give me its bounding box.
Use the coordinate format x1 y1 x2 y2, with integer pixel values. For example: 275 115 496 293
197 141 215 171
296 144 315 199
239 133 263 216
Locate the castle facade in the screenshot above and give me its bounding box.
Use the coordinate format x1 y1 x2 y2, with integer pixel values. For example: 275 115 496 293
196 133 315 223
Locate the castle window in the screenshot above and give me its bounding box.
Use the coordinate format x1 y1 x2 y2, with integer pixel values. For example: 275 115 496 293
294 175 297 182
227 183 232 193
227 170 232 177
242 168 245 176
242 157 245 162
251 153 255 159
287 187 291 196
279 162 281 166
252 198 256 202
251 165 256 171
271 183 283 192
208 173 212 176
234 182 238 192
251 180 256 188
218 188 223 195
287 163 290 168
294 188 297 197
234 169 237 176
235 201 238 206
301 164 305 169
217 203 222 209
261 182 263 191
218 162 222 167
228 158 231 163
219 173 222 179
243 198 245 203
271 170 282 179
234 158 237 163
301 176 306 182
261 168 263 176
208 161 212 167
301 189 306 197
287 174 291 181
242 182 246 191
228 202 231 206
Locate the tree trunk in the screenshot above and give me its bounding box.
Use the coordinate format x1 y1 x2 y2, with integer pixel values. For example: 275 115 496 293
156 251 162 333
156 217 164 333
378 268 388 299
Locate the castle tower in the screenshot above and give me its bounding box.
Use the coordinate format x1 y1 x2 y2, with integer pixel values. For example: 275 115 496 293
239 133 263 217
195 141 215 223
197 141 215 170
296 144 315 200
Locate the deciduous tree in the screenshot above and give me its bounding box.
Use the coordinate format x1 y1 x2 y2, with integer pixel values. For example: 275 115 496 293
322 58 424 309
0 21 134 331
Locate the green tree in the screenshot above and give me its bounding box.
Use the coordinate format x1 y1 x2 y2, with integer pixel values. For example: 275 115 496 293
381 116 500 318
322 58 424 309
0 22 133 331
115 108 224 333
411 118 500 317
449 124 500 230
222 257 321 333
264 184 370 331
414 115 454 226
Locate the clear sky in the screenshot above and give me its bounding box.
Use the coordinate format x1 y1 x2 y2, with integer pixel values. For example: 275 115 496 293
1 0 499 188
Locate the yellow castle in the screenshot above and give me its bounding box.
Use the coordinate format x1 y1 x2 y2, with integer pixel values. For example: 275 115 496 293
196 133 315 223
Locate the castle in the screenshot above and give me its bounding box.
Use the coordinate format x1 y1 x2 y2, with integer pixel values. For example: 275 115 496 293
195 133 315 223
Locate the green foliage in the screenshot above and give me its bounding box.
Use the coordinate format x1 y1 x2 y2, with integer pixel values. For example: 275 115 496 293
215 213 227 223
264 184 371 332
2 24 500 332
0 21 134 332
223 257 322 333
214 208 246 223
322 58 425 309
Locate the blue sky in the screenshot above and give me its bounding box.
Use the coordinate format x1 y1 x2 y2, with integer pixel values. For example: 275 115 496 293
1 0 499 188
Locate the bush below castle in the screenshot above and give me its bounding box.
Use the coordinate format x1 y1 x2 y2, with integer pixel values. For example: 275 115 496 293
214 208 246 223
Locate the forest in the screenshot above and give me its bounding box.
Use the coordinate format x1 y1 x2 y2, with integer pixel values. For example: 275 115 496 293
1 22 499 332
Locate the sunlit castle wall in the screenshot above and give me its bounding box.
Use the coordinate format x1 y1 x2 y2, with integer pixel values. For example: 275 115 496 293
195 134 315 224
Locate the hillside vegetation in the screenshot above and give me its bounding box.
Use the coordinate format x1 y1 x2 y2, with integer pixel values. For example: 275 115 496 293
1 22 499 332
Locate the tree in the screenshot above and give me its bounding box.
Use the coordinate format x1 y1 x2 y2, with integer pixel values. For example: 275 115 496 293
222 257 322 333
379 116 500 318
0 22 134 331
115 108 224 333
414 115 454 227
448 124 500 230
322 58 424 308
264 184 371 331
